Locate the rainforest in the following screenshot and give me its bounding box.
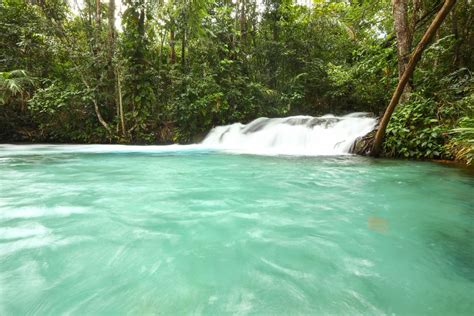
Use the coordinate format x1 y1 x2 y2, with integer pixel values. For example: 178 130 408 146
0 0 472 162
1 0 474 315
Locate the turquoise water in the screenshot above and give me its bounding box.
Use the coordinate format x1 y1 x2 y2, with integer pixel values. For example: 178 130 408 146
0 145 473 315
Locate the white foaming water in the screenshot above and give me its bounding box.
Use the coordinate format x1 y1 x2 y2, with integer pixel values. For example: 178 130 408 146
0 113 377 156
202 113 377 155
0 206 88 220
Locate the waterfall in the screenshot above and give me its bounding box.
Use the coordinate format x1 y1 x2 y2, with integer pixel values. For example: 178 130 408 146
0 113 376 157
202 113 377 156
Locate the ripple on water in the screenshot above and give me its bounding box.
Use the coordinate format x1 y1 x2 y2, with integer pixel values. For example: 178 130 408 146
0 223 50 240
0 146 473 315
0 206 88 220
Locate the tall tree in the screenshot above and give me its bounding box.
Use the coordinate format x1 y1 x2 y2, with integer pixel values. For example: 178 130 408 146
108 0 126 137
372 0 458 157
92 0 113 136
392 0 413 95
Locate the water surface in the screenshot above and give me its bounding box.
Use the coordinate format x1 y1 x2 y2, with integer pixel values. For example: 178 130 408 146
0 145 473 315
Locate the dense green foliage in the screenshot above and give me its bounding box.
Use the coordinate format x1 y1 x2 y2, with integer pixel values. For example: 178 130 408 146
384 67 473 160
0 0 473 163
449 115 474 164
384 94 449 159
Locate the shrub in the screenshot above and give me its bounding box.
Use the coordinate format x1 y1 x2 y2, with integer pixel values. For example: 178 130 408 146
448 116 474 165
384 94 450 159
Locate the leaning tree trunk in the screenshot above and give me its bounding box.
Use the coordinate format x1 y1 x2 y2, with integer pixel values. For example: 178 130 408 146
371 0 457 157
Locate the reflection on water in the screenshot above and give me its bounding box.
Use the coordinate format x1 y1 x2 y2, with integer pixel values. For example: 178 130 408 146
431 228 474 282
368 216 389 233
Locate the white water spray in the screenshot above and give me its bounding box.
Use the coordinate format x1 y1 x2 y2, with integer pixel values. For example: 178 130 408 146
0 113 377 157
202 113 377 156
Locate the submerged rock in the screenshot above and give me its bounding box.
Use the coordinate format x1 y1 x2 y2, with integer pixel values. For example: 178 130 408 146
241 117 270 134
307 117 341 128
350 129 377 156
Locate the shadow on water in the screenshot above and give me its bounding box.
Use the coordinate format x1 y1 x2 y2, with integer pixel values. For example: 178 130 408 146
429 227 474 282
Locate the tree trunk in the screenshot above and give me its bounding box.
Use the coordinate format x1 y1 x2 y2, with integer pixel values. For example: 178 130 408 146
93 0 112 137
392 0 413 96
95 0 101 27
181 31 186 68
233 0 240 52
240 0 247 47
433 30 440 69
170 29 176 64
47 2 112 137
159 30 167 70
116 66 126 138
108 0 119 133
94 100 113 136
411 0 421 34
451 8 461 68
371 0 457 157
108 0 115 54
181 19 187 69
87 1 92 26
